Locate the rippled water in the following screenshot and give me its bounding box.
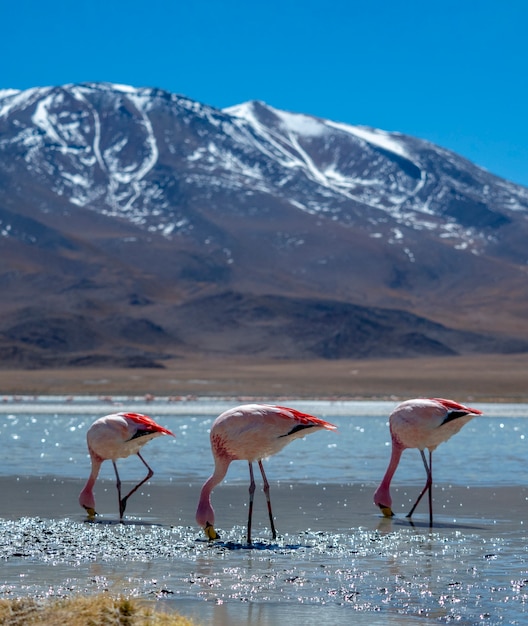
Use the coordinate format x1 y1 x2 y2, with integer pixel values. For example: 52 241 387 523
1 398 527 625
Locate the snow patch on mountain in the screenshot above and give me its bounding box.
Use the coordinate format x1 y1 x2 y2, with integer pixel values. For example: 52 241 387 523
327 120 411 160
21 84 163 218
274 109 327 137
0 87 46 118
220 100 524 255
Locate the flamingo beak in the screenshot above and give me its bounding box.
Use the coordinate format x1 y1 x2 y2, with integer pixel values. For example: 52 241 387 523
204 522 219 540
378 504 394 518
83 506 96 519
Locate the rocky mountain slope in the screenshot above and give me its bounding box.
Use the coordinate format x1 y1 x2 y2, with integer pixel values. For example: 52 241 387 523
1 82 527 368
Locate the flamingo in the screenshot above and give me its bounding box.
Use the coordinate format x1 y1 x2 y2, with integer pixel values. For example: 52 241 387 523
79 412 174 520
196 403 337 544
373 398 482 524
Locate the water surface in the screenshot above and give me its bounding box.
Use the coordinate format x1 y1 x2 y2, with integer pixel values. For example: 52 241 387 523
1 398 527 625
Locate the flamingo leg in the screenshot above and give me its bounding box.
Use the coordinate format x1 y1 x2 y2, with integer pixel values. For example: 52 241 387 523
119 452 154 520
428 450 433 526
258 460 277 540
112 460 123 516
247 461 256 544
406 449 433 521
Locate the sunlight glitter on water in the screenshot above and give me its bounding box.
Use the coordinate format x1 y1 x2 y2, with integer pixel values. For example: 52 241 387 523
2 517 527 623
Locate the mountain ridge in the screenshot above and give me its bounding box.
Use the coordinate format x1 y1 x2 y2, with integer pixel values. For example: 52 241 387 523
1 82 527 368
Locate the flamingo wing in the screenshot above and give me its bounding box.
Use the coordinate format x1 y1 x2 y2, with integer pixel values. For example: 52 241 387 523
431 398 482 416
120 412 175 437
274 406 337 431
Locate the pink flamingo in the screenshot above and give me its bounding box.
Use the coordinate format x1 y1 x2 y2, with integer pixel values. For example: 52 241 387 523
196 403 337 543
374 398 482 524
79 412 174 520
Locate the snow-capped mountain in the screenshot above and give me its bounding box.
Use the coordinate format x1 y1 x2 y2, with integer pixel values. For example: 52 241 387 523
1 82 527 367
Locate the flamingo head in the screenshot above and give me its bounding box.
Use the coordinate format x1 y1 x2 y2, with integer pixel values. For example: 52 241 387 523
83 504 97 519
79 485 97 519
79 491 97 519
196 492 220 540
373 484 394 517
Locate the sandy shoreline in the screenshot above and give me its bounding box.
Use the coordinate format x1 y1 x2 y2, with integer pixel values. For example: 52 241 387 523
1 353 528 402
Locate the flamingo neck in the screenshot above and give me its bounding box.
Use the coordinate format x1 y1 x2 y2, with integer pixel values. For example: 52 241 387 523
196 458 230 528
79 452 102 510
373 439 404 508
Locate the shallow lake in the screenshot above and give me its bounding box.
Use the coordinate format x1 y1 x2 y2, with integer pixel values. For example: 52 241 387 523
1 397 527 625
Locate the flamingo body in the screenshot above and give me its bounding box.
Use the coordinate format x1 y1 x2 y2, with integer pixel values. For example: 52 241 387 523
196 403 336 543
373 398 482 523
79 412 174 519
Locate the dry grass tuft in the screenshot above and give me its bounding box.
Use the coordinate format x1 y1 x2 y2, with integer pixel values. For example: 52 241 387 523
0 594 195 626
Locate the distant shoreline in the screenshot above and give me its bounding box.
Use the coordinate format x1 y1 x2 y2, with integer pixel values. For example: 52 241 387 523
1 353 527 402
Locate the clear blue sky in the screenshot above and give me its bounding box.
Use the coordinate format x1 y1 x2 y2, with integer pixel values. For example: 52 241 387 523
2 0 528 187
